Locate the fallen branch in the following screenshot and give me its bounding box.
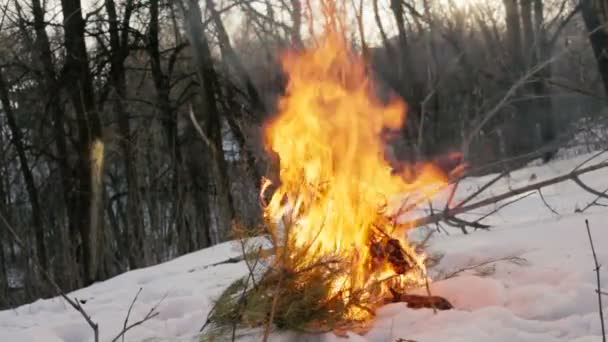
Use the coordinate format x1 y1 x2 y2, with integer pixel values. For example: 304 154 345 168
387 289 453 310
445 216 490 233
473 192 536 224
573 175 608 200
398 161 608 231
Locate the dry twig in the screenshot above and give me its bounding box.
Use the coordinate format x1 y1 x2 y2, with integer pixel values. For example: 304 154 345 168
538 189 559 216
577 186 608 213
0 211 100 342
437 256 528 280
585 219 606 342
111 292 165 342
120 288 142 342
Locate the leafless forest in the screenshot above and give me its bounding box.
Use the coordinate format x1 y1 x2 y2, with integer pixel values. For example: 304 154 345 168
0 0 607 309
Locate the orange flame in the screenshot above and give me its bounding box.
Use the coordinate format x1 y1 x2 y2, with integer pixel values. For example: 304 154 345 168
262 10 448 320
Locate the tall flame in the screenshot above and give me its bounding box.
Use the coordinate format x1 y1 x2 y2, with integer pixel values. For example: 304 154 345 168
262 13 448 321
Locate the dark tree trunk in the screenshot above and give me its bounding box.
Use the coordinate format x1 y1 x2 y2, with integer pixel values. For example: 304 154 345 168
290 0 303 48
149 0 188 254
105 0 144 270
521 0 534 64
0 69 48 274
60 0 105 285
581 0 608 96
519 0 556 160
0 234 7 308
0 164 10 308
206 0 267 119
504 0 525 68
534 0 556 161
504 0 538 156
389 0 424 160
181 0 235 242
30 0 79 287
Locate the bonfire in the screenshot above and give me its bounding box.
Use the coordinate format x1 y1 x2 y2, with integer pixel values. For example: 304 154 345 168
206 3 454 338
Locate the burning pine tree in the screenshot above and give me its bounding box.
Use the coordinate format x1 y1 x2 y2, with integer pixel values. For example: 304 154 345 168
206 5 453 338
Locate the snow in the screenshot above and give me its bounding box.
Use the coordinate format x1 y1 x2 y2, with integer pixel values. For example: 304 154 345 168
2 153 608 341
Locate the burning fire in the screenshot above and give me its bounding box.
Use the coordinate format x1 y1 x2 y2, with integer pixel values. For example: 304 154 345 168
261 17 449 322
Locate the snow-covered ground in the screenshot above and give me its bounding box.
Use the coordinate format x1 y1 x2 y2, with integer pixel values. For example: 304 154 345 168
2 153 608 342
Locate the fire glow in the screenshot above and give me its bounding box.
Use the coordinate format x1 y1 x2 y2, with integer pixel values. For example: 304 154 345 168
261 15 450 322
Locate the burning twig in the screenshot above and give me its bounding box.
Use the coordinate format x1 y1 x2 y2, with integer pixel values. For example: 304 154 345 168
585 219 606 342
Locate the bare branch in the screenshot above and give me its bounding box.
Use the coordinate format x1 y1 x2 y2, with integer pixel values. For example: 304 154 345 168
585 220 606 342
111 292 166 342
572 175 608 200
538 189 559 216
397 161 608 231
437 255 528 280
464 55 558 150
0 211 99 342
119 288 143 342
577 186 608 213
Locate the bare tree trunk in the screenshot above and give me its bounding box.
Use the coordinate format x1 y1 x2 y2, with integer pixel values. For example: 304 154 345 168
180 0 235 242
208 0 266 201
0 236 7 308
290 0 303 48
520 0 555 159
183 138 212 249
389 0 423 160
26 0 79 288
148 0 189 254
105 0 144 270
533 0 556 161
0 161 10 308
0 68 48 274
206 0 266 118
60 0 105 285
504 0 537 156
521 0 535 65
581 0 608 96
504 0 525 68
